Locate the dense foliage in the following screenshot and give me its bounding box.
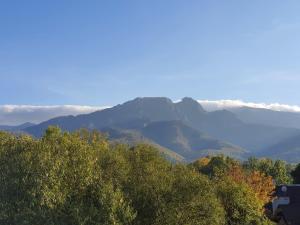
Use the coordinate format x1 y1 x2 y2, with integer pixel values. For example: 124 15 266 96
243 157 293 184
0 127 288 225
291 163 300 184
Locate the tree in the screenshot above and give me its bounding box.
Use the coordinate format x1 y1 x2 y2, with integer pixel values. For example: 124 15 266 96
0 129 276 224
271 160 292 184
216 178 274 225
192 155 238 178
156 165 225 225
291 163 300 184
0 128 136 225
123 144 174 225
227 164 275 204
243 157 292 185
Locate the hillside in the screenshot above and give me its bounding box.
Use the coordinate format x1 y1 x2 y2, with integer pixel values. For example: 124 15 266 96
259 134 300 163
141 120 245 161
100 127 185 162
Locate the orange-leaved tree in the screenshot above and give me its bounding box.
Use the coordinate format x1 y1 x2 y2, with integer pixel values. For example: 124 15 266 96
226 164 275 204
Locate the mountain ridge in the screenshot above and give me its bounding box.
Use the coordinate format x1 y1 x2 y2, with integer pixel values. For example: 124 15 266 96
23 97 300 162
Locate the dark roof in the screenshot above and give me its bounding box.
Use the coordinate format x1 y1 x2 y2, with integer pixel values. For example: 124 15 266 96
279 203 300 225
276 185 300 203
276 185 300 224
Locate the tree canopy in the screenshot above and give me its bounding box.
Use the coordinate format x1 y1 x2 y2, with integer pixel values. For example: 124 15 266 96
0 128 276 225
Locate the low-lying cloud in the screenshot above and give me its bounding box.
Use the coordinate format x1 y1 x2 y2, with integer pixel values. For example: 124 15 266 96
0 105 107 126
198 100 300 113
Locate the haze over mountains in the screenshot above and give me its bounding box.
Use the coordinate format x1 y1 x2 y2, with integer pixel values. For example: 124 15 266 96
229 107 300 129
0 105 106 126
2 97 300 162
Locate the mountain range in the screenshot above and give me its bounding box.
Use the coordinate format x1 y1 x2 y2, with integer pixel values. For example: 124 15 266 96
2 97 300 162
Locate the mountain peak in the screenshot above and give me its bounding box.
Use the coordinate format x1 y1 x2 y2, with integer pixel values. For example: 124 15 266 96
131 97 173 104
181 97 197 103
177 97 205 112
122 97 174 110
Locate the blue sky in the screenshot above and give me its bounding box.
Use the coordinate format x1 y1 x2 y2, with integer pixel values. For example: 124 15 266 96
1 0 300 106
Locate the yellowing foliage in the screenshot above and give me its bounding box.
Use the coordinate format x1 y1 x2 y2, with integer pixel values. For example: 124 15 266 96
194 157 211 167
227 164 275 204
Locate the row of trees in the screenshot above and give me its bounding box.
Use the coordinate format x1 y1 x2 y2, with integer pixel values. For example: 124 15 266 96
0 127 298 225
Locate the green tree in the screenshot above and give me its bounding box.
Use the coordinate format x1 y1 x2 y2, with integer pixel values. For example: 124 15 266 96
216 178 273 225
156 165 225 225
243 157 292 184
123 144 173 225
291 163 300 184
192 156 275 225
0 128 136 225
192 155 238 178
0 128 276 225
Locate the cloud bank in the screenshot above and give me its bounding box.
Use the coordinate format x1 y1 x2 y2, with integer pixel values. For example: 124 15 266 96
198 100 300 113
0 105 107 126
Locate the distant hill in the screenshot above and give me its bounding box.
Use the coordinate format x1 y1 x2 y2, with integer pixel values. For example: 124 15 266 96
100 126 185 162
0 122 35 132
24 97 300 162
229 107 300 129
197 111 299 153
259 134 300 163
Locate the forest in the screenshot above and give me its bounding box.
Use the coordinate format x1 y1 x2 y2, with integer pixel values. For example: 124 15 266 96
1 127 300 225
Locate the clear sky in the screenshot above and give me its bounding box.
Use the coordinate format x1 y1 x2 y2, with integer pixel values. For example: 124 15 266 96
1 0 300 106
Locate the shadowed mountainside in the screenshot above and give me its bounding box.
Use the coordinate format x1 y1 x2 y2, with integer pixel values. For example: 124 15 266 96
140 120 245 161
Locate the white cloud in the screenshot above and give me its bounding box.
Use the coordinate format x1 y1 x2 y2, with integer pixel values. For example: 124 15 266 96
0 105 108 126
198 100 300 113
